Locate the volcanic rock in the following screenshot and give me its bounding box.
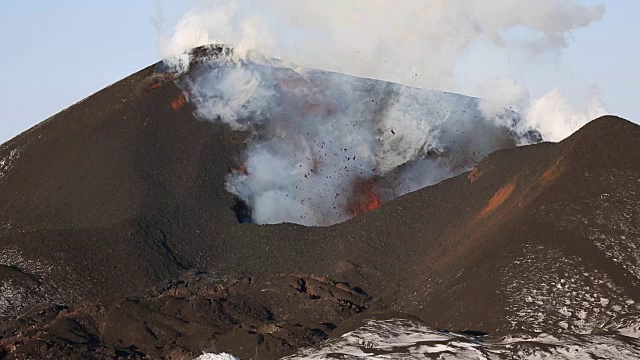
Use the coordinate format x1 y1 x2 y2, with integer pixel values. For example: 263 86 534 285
1 47 639 358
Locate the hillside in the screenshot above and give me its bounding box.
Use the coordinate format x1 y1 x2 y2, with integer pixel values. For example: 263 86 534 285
1 48 639 358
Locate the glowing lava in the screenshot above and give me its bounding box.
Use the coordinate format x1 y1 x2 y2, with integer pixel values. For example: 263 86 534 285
348 179 382 217
171 94 187 111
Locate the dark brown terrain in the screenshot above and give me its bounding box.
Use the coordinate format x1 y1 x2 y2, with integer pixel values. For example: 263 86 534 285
1 52 639 358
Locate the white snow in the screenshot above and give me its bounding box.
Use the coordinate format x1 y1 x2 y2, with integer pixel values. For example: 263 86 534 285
281 318 484 359
562 170 640 282
277 318 640 359
0 148 19 182
0 248 78 320
500 240 639 335
195 353 240 360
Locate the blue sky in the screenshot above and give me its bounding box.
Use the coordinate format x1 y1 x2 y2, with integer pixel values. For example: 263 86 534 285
0 1 638 143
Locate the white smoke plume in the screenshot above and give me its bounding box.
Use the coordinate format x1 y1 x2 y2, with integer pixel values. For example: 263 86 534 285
157 1 607 226
158 1 605 89
524 87 608 142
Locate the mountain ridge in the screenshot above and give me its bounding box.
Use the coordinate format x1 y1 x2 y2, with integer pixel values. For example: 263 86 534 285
0 51 639 358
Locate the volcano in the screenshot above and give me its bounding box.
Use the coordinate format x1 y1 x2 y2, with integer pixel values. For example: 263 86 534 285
1 46 640 359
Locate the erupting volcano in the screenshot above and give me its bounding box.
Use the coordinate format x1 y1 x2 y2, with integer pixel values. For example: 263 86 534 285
171 46 542 226
1 44 639 360
347 179 382 217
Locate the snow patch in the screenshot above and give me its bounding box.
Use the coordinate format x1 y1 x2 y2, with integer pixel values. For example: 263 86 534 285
195 353 240 360
501 244 638 334
281 318 640 359
560 170 640 282
0 280 27 319
0 248 79 320
0 148 19 182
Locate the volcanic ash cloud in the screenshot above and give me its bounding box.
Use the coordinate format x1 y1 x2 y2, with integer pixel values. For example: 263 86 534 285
157 0 608 226
176 51 537 226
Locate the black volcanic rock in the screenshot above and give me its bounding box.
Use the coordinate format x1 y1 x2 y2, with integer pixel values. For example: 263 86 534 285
1 272 371 359
1 51 640 358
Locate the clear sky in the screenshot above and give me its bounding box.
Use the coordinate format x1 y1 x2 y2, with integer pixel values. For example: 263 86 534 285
0 1 638 143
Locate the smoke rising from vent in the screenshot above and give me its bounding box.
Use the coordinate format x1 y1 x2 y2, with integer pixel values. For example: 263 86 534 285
156 1 607 225
180 55 535 225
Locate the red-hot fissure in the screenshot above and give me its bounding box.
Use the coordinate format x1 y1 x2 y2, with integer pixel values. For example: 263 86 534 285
348 180 382 217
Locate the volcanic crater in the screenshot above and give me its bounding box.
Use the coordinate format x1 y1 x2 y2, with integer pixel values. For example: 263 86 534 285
0 45 639 359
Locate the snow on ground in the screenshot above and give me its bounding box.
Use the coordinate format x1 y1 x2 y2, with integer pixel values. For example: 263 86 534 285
500 244 638 335
556 169 640 283
0 248 79 320
0 248 50 319
0 280 27 320
195 353 240 360
584 170 640 281
283 318 640 359
196 318 640 359
496 168 640 336
0 148 19 182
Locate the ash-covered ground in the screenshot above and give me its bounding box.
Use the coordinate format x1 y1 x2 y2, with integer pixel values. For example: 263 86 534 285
0 47 639 359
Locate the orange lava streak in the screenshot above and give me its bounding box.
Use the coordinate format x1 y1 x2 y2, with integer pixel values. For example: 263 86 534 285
171 94 186 111
478 181 516 218
348 180 382 217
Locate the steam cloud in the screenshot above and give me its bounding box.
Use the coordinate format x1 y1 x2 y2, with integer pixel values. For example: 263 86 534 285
156 0 607 226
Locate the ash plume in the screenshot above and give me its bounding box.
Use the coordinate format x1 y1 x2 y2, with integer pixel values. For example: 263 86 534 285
156 1 608 226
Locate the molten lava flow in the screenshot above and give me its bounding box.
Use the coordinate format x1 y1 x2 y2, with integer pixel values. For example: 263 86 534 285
171 94 186 111
348 179 382 217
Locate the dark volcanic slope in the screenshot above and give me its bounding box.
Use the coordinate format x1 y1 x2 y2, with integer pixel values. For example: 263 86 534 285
0 66 249 313
1 58 640 358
